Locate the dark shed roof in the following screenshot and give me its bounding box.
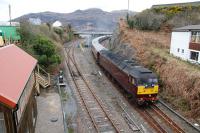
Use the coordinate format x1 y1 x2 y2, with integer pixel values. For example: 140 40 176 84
173 25 200 32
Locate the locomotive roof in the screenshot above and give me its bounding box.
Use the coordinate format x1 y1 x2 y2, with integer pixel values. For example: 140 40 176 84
100 50 157 79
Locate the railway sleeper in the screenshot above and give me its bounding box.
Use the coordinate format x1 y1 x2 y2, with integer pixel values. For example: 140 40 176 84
95 117 110 123
98 124 115 132
89 107 100 110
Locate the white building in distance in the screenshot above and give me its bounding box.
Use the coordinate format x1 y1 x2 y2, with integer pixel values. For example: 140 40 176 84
52 21 62 27
0 21 20 26
29 18 42 25
170 25 200 64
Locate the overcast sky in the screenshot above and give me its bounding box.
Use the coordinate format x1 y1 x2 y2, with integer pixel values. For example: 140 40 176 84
0 0 198 21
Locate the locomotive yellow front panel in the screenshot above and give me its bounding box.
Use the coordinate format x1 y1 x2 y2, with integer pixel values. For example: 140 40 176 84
137 85 158 95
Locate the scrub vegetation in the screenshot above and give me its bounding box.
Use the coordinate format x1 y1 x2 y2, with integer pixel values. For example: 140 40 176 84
127 5 200 31
18 21 74 71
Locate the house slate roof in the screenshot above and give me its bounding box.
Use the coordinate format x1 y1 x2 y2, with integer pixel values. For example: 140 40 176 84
173 25 200 32
0 44 37 108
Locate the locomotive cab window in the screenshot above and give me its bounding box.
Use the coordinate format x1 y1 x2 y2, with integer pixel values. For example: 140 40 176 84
138 78 158 86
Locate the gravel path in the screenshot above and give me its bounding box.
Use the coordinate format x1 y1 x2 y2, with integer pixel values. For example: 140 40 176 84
35 88 64 133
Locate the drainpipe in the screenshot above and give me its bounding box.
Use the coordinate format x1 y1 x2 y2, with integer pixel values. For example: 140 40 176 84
12 104 19 133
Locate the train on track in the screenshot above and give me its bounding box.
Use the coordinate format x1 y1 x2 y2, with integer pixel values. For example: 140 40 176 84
91 36 159 105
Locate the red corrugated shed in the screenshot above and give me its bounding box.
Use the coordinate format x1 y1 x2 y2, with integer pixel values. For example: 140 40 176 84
0 44 37 108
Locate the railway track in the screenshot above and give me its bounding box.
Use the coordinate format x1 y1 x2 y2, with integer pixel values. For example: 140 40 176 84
134 105 167 133
158 100 200 133
64 44 123 133
133 103 185 133
151 104 185 133
64 41 191 133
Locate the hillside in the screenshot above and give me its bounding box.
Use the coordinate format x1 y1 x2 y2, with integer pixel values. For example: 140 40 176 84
14 8 136 31
109 20 200 123
127 4 200 32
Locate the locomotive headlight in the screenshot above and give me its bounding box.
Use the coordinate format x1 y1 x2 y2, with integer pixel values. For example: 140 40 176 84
149 94 151 97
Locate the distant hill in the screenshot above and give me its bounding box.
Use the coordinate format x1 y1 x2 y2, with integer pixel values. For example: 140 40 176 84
14 8 137 31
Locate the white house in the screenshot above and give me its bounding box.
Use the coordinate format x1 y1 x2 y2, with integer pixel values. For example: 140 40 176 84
52 21 62 27
170 25 200 64
29 18 42 25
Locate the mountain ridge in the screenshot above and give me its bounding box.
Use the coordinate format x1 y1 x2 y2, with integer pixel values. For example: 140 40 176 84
14 8 137 31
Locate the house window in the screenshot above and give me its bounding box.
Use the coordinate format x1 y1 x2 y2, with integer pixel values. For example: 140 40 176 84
182 49 184 53
177 48 180 52
190 51 199 61
191 31 200 43
0 112 6 133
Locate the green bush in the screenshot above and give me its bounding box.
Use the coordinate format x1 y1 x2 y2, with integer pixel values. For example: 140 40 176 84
33 36 61 67
18 21 62 70
33 36 55 56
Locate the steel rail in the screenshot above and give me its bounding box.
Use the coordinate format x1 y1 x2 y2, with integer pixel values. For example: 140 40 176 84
65 46 99 132
135 106 167 133
65 44 121 132
71 45 121 133
151 104 185 133
159 100 200 132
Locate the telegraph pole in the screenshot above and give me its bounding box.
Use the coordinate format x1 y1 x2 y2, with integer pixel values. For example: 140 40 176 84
128 0 130 14
9 4 11 26
127 0 130 21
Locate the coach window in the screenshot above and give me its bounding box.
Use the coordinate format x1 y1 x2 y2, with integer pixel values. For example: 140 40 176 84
0 112 6 133
129 76 135 84
132 78 135 84
177 48 180 52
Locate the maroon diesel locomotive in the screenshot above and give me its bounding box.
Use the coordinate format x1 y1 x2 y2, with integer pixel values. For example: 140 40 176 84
91 36 159 105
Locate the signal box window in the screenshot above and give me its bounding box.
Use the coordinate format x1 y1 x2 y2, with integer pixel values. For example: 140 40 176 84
190 51 199 61
0 112 6 133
